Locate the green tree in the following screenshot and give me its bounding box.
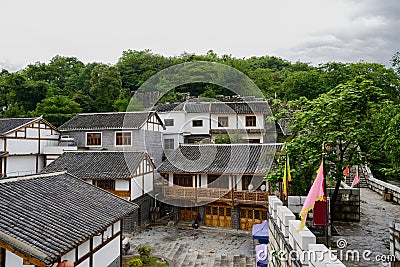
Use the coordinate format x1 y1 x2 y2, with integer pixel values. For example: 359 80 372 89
268 76 388 221
89 64 122 112
34 95 82 126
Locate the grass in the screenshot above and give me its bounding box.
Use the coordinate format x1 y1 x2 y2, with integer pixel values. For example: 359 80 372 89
122 256 169 267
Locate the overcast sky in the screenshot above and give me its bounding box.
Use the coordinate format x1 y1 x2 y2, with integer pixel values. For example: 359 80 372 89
1 0 399 71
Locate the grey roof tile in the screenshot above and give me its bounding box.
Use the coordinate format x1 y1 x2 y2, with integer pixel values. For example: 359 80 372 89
58 111 160 131
42 151 147 179
0 172 137 265
0 117 38 135
158 144 282 174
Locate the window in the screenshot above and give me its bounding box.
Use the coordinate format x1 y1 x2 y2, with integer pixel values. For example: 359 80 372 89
192 120 203 127
164 139 175 150
164 119 174 127
245 116 256 127
242 175 252 190
86 132 101 146
218 116 229 127
115 131 132 146
173 174 193 187
94 180 115 190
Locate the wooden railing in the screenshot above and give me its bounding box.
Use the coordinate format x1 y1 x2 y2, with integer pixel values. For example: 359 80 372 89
163 186 268 203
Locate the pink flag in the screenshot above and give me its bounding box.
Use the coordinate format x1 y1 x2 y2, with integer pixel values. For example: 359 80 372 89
298 161 326 231
351 168 360 188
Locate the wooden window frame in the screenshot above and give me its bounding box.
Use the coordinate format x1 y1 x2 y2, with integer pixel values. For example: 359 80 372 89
245 116 256 127
94 180 116 190
173 174 193 187
217 116 229 127
115 131 132 146
207 175 229 189
86 132 102 147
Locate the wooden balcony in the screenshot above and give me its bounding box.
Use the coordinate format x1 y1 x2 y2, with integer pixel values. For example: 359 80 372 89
163 186 268 205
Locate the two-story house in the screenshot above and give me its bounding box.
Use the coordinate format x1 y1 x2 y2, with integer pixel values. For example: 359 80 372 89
57 111 165 166
157 143 282 230
156 100 276 155
0 117 59 177
0 171 137 267
42 151 155 230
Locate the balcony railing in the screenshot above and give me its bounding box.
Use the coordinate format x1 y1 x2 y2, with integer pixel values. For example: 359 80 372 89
163 186 268 204
107 190 130 198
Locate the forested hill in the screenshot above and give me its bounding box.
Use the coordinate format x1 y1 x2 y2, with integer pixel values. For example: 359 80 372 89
1 50 399 127
1 49 400 183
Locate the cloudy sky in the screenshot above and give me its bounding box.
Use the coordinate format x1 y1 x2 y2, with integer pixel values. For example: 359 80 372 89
1 0 399 71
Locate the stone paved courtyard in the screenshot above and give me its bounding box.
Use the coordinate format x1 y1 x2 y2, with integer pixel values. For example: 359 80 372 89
127 224 256 267
333 187 400 267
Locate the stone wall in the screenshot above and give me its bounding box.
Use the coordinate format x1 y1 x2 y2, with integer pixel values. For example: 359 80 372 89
269 196 345 267
287 187 360 223
367 176 400 205
390 221 400 267
327 187 360 221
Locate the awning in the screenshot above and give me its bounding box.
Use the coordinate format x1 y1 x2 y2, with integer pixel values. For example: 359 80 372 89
252 220 269 244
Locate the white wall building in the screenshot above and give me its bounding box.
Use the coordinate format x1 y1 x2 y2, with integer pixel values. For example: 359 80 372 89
0 172 138 267
0 117 59 177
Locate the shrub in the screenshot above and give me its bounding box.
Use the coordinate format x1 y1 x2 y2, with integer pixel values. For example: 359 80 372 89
127 258 143 267
137 245 151 264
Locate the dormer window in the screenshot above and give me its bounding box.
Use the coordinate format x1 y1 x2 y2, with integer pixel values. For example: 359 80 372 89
86 132 102 146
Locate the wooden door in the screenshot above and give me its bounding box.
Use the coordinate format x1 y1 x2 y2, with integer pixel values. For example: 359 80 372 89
179 207 198 221
205 204 232 228
239 207 267 230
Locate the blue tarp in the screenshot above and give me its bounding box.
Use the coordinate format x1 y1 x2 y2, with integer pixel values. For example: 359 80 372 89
255 244 268 267
252 220 269 244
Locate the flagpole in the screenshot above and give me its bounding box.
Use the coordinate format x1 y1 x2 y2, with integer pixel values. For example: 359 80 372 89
322 143 329 247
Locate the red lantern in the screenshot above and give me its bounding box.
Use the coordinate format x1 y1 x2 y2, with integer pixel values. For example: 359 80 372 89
57 260 74 267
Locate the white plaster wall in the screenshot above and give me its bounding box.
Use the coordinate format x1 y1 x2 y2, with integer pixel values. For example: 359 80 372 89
200 174 208 188
93 235 102 249
144 172 153 193
116 180 129 191
159 112 186 134
162 133 183 151
6 139 38 155
7 156 36 176
78 239 90 259
25 127 38 138
5 250 34 267
76 258 90 267
113 221 121 234
183 113 210 134
61 248 76 262
131 176 143 200
92 235 120 267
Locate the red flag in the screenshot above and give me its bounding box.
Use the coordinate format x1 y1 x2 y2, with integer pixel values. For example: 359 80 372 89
343 165 349 177
298 161 326 231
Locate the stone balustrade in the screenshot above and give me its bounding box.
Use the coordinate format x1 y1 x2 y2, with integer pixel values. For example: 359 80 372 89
269 196 345 267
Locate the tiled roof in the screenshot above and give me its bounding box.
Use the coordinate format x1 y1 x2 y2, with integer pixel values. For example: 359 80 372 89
0 117 38 135
154 101 271 114
209 129 266 134
0 172 137 265
211 102 271 114
184 103 210 113
58 111 161 131
42 151 148 179
154 103 184 112
158 143 282 174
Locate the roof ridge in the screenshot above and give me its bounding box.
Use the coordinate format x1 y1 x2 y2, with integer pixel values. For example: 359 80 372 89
78 111 151 115
0 171 67 184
